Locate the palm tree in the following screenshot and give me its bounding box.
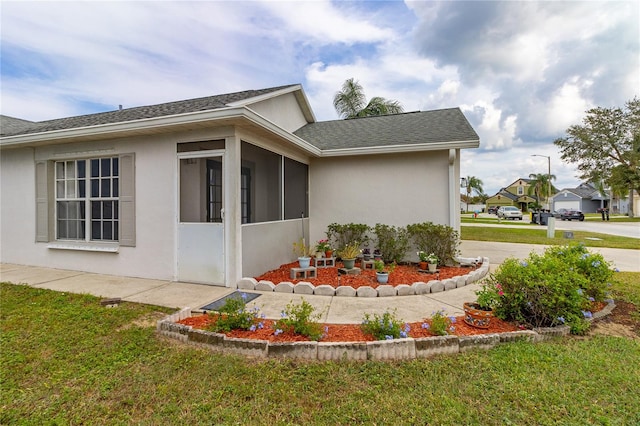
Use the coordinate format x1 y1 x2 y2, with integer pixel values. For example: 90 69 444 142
461 176 484 212
333 78 404 119
527 173 557 208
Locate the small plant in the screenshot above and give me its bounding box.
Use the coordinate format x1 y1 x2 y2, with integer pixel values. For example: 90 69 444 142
315 239 331 252
475 281 504 310
361 309 408 340
429 310 455 336
273 299 324 341
417 251 428 262
292 239 312 257
207 294 261 333
426 253 439 264
338 241 361 259
374 259 395 274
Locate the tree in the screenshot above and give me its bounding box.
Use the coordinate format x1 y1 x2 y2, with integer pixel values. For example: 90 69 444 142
554 98 640 217
333 78 404 119
527 173 557 208
461 176 484 212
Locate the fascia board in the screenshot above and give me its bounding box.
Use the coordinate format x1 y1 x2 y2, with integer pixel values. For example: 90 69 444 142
317 139 480 157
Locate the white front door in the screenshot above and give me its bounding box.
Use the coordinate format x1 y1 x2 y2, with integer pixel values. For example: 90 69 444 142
177 153 225 285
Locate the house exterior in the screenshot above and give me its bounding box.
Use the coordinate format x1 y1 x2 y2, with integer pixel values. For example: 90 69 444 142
552 182 632 214
486 178 538 212
0 84 479 287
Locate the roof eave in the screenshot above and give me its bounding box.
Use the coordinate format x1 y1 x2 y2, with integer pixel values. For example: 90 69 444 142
317 139 480 157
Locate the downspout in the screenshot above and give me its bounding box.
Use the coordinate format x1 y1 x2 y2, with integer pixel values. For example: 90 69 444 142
448 149 459 231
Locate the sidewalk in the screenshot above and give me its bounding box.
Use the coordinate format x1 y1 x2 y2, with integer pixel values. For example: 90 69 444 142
2 241 638 324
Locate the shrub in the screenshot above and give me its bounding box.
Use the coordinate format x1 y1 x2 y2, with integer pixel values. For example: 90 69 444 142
361 309 409 340
406 222 459 265
273 299 324 341
207 295 260 333
373 223 410 263
489 244 612 333
428 310 456 336
326 223 370 251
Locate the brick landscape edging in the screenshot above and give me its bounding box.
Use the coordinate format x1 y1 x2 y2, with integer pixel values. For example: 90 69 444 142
156 301 615 361
236 257 491 297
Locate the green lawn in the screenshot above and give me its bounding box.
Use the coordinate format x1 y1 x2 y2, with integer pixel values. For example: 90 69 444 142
461 226 640 250
2 281 640 425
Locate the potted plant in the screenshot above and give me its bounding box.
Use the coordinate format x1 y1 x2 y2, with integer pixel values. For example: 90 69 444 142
373 249 382 260
338 242 361 269
374 260 395 283
463 281 503 328
417 251 429 270
293 239 312 268
426 253 439 272
315 239 330 258
362 248 371 261
317 239 333 258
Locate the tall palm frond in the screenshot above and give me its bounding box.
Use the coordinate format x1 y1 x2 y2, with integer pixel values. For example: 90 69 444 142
333 78 404 119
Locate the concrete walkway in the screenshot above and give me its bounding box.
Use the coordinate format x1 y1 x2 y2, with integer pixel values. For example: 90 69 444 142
2 241 638 324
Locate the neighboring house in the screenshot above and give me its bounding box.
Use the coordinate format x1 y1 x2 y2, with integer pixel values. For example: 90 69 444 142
0 84 479 287
552 182 632 214
485 178 538 212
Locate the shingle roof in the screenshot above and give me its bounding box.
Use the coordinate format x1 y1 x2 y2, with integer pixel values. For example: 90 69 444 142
0 84 297 137
293 108 478 149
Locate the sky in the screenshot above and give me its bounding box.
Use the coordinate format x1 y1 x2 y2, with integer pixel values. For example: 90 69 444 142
1 0 638 195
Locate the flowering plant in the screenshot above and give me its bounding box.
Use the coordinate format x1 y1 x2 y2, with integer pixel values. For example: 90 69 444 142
316 239 331 252
426 253 439 264
338 241 362 259
417 251 428 262
475 281 503 310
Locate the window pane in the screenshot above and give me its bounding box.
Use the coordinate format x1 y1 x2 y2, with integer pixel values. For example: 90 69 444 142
57 202 68 219
103 201 112 219
78 180 86 198
66 161 75 179
56 162 64 179
92 221 101 239
101 178 110 197
77 160 86 178
57 181 65 198
114 201 119 219
66 181 76 198
112 178 119 197
92 201 101 220
241 142 281 223
103 222 113 240
112 158 119 176
91 179 99 197
101 158 111 177
91 159 100 177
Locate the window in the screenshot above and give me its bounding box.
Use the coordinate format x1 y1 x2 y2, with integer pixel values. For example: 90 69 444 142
517 186 524 195
36 153 135 247
55 157 119 241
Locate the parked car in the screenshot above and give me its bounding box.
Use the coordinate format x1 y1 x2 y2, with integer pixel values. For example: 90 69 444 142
558 209 585 221
552 208 568 218
497 206 523 220
487 206 498 215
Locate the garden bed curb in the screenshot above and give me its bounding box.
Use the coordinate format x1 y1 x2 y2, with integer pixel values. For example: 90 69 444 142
156 301 615 361
235 257 491 297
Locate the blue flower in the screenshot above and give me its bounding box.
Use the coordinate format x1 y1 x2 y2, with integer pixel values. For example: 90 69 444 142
520 261 528 267
260 313 266 319
280 311 287 318
249 324 256 331
258 321 264 329
274 328 283 336
403 323 411 332
577 288 584 295
449 316 457 323
421 323 430 329
385 335 393 340
615 268 620 272
582 311 593 318
240 292 248 300
449 326 455 332
591 261 601 268
324 326 329 333
581 253 589 259
400 331 407 338
557 316 565 324
588 297 595 302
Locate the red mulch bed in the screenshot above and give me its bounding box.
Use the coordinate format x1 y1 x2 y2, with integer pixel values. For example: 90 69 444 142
178 314 520 343
254 261 473 289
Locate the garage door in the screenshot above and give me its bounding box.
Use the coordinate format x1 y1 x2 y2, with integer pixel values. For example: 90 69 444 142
554 201 580 211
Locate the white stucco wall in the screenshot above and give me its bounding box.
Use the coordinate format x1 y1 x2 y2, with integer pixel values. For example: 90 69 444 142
308 150 453 245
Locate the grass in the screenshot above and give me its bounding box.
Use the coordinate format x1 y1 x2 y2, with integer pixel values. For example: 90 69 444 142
461 226 640 250
2 280 640 425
